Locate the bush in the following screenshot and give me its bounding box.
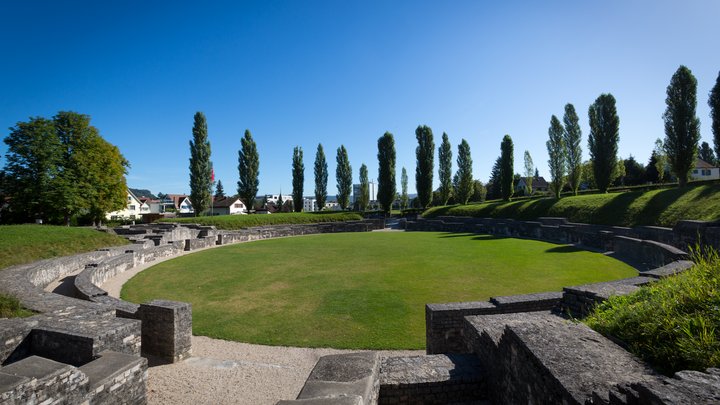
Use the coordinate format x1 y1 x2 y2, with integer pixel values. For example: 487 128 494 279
160 212 363 230
585 248 720 374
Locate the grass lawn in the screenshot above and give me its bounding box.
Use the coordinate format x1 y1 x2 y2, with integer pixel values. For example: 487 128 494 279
121 232 636 349
424 183 720 227
0 225 129 270
160 212 363 230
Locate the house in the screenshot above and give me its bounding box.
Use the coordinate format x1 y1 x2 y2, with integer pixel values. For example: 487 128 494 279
690 158 720 181
207 196 247 215
106 189 150 220
515 176 550 194
303 198 317 212
167 194 194 214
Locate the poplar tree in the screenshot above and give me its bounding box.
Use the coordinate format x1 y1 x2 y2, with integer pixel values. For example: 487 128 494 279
237 129 260 210
189 112 212 216
400 167 409 209
663 65 700 187
500 135 514 201
454 139 473 204
377 132 396 214
415 125 434 208
547 115 566 199
335 145 352 210
710 71 720 164
699 142 715 164
654 138 668 183
438 132 453 205
563 103 583 195
292 147 304 212
215 180 225 199
588 94 620 192
314 143 328 210
523 151 533 195
358 164 370 211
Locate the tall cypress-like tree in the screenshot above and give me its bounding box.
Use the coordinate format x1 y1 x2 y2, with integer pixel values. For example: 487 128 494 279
292 146 304 212
215 180 225 199
487 156 502 200
709 71 720 164
547 115 566 199
358 164 370 211
314 143 328 210
335 145 352 210
400 167 409 209
699 142 716 164
415 125 434 208
189 112 212 216
377 132 396 214
237 129 260 210
500 135 514 201
663 65 700 187
523 151 533 195
454 139 473 204
438 132 453 206
654 138 668 183
563 103 583 195
588 94 620 192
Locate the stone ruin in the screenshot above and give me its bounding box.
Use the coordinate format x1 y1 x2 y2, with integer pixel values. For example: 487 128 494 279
1 216 719 404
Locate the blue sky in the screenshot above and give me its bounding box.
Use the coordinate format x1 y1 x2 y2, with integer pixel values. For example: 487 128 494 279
1 1 719 197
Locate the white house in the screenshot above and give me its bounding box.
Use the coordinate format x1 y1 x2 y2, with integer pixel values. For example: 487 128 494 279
515 176 550 194
303 198 317 212
207 196 247 215
168 194 194 214
352 181 378 203
106 190 150 220
691 158 720 181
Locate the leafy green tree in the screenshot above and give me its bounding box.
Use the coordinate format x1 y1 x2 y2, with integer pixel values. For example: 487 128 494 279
215 180 225 199
377 132 396 214
471 180 486 202
622 155 646 186
335 145 352 210
314 144 328 210
400 167 409 209
453 139 473 204
523 151 533 195
709 71 720 164
654 138 668 183
698 141 715 164
414 125 434 208
83 134 129 225
664 66 701 187
358 164 370 211
292 147 304 212
588 94 620 192
563 103 583 195
189 112 213 216
438 132 453 206
500 135 514 201
547 115 566 199
486 156 502 200
237 129 260 210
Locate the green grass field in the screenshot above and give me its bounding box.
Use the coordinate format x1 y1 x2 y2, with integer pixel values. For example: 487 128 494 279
121 232 636 349
160 212 363 230
0 225 129 270
424 183 720 227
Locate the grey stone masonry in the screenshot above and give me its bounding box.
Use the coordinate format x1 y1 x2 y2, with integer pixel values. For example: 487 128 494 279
279 352 380 405
641 260 694 279
613 368 720 404
79 351 147 405
0 355 89 404
559 276 655 317
137 300 192 363
378 354 485 404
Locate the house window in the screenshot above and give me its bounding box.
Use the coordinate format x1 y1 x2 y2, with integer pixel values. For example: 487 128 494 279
234 204 242 208
127 195 132 201
129 205 136 210
693 169 699 174
702 169 711 176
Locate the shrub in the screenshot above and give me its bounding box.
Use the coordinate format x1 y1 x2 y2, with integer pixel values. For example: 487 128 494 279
0 293 33 318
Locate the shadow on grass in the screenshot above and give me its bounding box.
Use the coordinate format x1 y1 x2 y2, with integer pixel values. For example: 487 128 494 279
544 245 581 254
592 191 644 225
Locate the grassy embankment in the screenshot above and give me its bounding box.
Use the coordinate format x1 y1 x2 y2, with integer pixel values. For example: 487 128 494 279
122 231 636 349
424 183 720 227
160 211 363 229
0 225 129 318
585 248 720 374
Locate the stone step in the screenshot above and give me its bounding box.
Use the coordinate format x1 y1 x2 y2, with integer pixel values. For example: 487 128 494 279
0 355 88 404
79 351 147 404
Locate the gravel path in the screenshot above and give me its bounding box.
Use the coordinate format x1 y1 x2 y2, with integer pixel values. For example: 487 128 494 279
98 241 423 404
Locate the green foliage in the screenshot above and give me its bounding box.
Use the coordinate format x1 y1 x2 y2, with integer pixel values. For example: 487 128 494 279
710 71 720 163
414 125 434 208
563 103 583 195
0 225 128 270
292 147 304 212
314 144 328 210
189 112 213 216
588 94 620 192
486 156 502 200
335 145 352 210
699 141 715 164
123 232 634 349
523 151 534 195
423 183 720 227
654 139 669 183
547 115 566 199
438 133 453 206
586 249 720 374
453 139 474 204
215 180 225 199
400 167 409 210
358 164 370 211
471 180 487 203
664 65 701 187
161 212 362 230
0 293 33 318
500 135 514 201
377 132 396 214
237 129 260 209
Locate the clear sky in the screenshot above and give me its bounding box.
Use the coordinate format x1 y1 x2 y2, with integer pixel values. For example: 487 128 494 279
1 1 719 197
